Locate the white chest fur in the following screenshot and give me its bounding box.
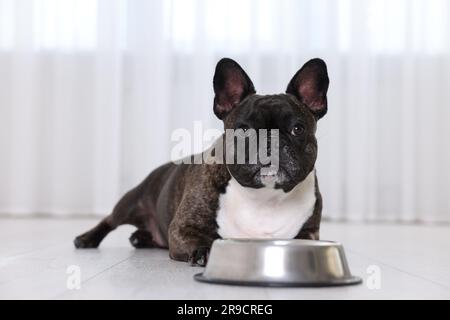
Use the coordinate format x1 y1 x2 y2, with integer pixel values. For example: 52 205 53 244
216 170 317 239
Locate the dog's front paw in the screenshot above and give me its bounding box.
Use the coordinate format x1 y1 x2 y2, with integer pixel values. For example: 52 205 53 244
189 246 210 267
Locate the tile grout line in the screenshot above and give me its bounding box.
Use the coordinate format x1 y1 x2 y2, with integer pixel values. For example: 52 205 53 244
84 255 134 283
53 254 134 299
346 248 450 291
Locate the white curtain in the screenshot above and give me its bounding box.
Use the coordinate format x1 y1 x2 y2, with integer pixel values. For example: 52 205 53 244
0 0 449 222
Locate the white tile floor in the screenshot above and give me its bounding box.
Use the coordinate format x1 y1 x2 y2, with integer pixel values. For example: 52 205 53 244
1 217 450 299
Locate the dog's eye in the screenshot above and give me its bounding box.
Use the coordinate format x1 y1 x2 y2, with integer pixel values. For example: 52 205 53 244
236 125 249 132
233 125 250 138
291 125 304 136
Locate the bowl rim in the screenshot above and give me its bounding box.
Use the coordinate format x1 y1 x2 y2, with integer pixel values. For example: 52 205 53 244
216 238 342 247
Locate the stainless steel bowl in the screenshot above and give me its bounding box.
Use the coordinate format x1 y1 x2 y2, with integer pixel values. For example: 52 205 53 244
194 239 362 287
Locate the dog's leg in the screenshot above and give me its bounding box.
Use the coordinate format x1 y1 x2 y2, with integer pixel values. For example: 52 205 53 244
168 199 220 266
295 206 321 240
74 185 149 248
169 225 215 266
73 218 114 248
295 177 322 241
129 229 155 248
295 228 320 240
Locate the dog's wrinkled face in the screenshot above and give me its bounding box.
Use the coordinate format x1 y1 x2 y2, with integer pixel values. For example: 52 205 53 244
224 94 318 192
213 58 329 192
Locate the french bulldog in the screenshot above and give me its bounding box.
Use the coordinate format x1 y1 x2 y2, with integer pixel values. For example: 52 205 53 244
74 57 329 266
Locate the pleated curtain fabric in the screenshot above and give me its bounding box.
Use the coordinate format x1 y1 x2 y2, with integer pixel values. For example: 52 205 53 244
0 0 449 222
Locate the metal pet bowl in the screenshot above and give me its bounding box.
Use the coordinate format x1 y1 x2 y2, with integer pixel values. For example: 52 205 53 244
194 239 362 287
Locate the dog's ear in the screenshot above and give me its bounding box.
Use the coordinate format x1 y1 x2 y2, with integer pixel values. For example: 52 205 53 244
286 58 329 119
213 58 255 120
